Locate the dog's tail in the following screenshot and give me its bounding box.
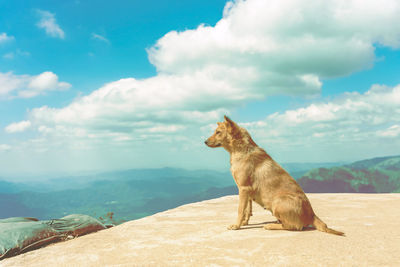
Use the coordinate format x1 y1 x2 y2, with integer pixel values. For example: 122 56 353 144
313 215 345 236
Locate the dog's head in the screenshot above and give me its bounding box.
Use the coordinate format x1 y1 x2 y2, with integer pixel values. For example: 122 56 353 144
204 115 241 149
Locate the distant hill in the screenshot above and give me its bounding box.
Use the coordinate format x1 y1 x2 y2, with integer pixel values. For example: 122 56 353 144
281 162 345 179
0 168 235 223
0 163 334 222
1 157 397 224
0 180 21 194
298 155 400 193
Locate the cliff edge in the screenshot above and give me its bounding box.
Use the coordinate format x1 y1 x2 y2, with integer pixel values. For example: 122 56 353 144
2 194 400 266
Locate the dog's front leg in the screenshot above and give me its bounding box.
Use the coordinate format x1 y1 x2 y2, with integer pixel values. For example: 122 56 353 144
242 199 252 226
228 186 251 230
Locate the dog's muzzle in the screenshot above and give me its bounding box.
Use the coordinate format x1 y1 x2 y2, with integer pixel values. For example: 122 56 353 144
205 140 221 147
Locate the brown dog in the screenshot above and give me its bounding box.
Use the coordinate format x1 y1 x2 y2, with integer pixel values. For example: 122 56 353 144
205 116 344 236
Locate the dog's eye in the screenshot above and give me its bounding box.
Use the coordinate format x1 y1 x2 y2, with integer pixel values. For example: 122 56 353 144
216 131 221 134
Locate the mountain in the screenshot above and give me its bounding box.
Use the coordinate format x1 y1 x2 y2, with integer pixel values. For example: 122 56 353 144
0 168 235 223
298 155 400 193
0 164 331 222
1 156 397 225
2 168 235 193
0 180 21 194
0 179 42 193
281 162 345 179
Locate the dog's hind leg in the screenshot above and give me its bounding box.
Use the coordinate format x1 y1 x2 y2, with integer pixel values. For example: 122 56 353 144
263 223 284 230
263 222 302 231
265 194 311 232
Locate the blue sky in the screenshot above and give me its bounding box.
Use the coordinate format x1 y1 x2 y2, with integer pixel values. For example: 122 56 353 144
1 0 400 177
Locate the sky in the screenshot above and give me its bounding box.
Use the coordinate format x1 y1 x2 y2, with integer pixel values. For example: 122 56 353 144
1 0 400 177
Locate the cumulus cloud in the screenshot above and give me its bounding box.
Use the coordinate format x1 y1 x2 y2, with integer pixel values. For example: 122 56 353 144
0 71 71 99
19 75 230 139
235 84 400 161
0 72 28 97
0 33 14 44
5 121 32 133
36 10 65 39
148 0 400 92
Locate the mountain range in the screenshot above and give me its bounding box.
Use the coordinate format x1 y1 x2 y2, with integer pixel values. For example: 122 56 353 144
0 168 236 224
0 156 399 224
298 155 400 193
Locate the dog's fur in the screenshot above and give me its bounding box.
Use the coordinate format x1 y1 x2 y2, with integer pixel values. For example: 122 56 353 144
205 116 344 236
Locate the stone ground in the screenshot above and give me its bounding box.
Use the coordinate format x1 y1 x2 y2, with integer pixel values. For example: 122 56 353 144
2 194 400 267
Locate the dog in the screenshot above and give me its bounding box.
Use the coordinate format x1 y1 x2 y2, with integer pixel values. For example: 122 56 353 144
205 116 344 236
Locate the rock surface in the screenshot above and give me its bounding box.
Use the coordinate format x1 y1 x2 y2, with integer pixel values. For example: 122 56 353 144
2 194 400 266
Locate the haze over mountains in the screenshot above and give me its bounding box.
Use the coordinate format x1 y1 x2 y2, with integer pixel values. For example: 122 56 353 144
0 155 399 224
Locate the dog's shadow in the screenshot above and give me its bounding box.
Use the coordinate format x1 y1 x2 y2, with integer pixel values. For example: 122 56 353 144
239 221 316 232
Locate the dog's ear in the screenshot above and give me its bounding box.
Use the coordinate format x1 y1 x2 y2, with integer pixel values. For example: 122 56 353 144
224 115 235 124
224 115 239 134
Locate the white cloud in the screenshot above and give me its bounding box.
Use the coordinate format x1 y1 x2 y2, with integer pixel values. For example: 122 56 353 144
0 71 71 99
36 10 65 39
265 84 400 131
0 144 11 151
0 72 28 96
21 74 234 139
281 103 339 124
91 33 110 44
148 0 400 92
236 84 400 161
5 121 32 133
28 71 70 91
377 125 400 138
0 32 14 44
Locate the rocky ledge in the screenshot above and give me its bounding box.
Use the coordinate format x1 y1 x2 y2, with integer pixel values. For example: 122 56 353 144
2 194 400 266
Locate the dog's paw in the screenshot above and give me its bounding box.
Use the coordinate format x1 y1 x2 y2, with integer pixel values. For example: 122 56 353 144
227 224 240 230
263 223 283 230
241 219 249 226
